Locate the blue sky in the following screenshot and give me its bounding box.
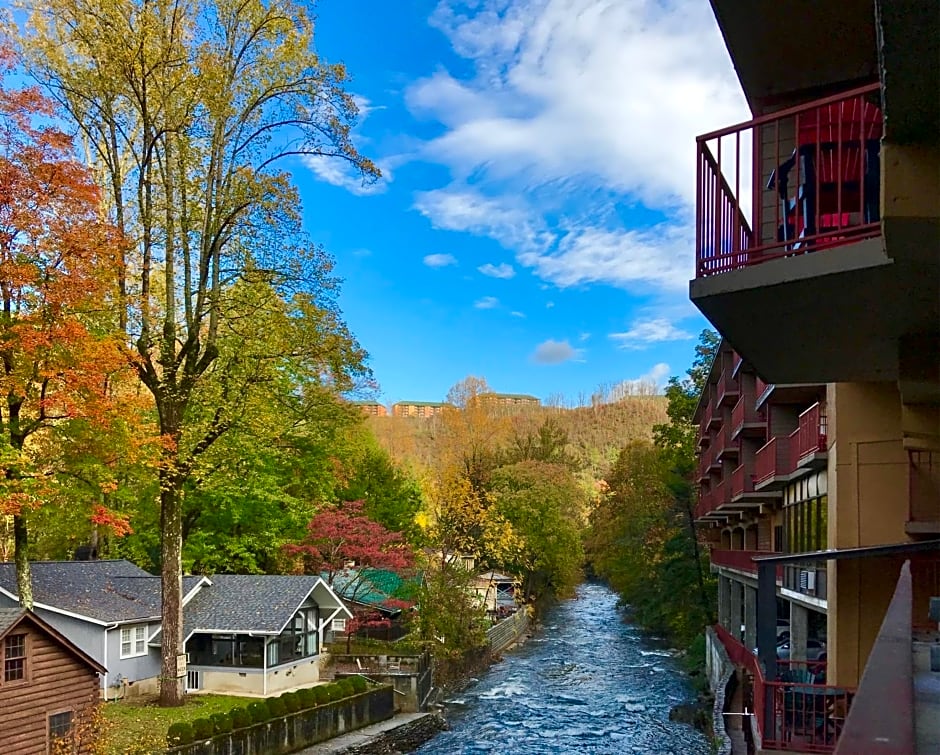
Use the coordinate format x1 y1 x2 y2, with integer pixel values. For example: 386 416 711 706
292 0 748 406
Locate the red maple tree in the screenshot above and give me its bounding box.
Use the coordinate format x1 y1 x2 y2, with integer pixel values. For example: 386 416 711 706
283 499 415 591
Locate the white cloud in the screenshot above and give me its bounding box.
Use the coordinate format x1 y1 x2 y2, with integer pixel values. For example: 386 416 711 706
478 262 516 279
304 155 390 196
423 253 458 268
611 362 672 396
510 310 526 318
609 318 694 348
532 338 582 365
474 296 500 309
579 332 591 342
407 1 748 293
545 301 554 309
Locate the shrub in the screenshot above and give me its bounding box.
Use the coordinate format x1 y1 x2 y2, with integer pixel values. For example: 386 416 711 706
166 722 194 747
349 675 368 694
210 712 233 735
230 707 252 730
267 696 287 718
282 691 303 713
335 679 354 698
299 687 318 708
247 700 271 724
191 718 214 741
312 686 331 706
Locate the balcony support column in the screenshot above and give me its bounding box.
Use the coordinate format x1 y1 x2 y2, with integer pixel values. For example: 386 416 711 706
744 585 758 650
718 574 732 628
730 579 744 643
789 602 809 662
757 562 778 737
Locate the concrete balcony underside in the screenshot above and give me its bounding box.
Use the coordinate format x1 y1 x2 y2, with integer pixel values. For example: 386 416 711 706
691 234 939 384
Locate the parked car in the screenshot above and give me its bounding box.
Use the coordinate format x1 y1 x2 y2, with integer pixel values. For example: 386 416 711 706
776 638 827 660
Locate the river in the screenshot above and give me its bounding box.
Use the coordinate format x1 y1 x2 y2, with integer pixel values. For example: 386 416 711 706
415 581 710 755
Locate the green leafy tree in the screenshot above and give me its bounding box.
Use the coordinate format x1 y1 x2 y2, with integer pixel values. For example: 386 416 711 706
488 461 584 598
18 0 378 704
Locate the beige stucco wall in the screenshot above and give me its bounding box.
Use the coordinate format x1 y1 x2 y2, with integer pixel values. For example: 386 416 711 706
825 381 909 686
197 657 321 697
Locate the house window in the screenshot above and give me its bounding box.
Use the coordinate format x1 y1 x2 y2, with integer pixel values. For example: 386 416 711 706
273 606 318 665
120 625 148 658
49 710 73 749
4 633 26 682
331 618 347 633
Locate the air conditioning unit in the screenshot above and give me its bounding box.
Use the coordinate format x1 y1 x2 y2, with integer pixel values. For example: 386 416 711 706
799 569 816 591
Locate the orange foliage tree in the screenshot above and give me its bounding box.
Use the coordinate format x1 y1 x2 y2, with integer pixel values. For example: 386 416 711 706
0 47 125 607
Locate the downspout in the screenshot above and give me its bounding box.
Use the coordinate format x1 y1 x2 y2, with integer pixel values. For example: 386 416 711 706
102 622 118 700
262 637 267 697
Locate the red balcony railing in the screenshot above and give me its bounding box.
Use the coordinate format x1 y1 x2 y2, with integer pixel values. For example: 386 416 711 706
731 463 752 499
755 378 772 404
717 370 739 405
697 480 729 519
695 84 883 278
714 625 854 754
796 402 827 459
731 394 764 438
755 436 794 486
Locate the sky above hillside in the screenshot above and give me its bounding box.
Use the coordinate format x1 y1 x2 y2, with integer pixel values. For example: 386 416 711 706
297 0 748 405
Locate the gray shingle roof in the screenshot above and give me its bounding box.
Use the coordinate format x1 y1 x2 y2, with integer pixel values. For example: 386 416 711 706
180 575 330 637
0 607 25 637
0 560 203 624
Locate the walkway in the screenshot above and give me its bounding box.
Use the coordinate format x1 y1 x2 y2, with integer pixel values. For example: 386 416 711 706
298 713 431 754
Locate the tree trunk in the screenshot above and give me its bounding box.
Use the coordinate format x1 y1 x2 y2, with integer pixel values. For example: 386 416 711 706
13 515 32 610
159 471 185 706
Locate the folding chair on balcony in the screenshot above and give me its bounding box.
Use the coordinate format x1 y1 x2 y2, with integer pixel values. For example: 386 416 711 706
767 99 882 251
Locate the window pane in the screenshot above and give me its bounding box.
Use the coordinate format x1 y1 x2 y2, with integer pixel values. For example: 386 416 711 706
49 711 73 739
4 634 26 681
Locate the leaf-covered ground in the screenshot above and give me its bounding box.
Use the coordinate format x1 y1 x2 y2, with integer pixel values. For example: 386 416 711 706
102 694 248 755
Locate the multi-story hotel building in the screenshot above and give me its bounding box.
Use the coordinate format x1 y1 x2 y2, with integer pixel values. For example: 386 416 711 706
391 401 448 419
690 1 939 752
353 401 388 417
479 393 541 408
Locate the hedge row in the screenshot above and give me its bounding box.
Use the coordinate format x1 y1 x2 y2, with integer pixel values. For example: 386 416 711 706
167 676 370 746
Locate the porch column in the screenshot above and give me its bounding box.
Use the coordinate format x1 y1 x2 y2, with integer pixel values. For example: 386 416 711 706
789 602 809 662
744 585 758 650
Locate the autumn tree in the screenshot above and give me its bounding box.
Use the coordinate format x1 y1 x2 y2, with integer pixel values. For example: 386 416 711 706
17 0 378 704
283 499 414 602
0 48 125 607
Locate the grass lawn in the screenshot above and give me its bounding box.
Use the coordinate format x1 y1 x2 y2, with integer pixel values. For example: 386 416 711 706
102 694 248 754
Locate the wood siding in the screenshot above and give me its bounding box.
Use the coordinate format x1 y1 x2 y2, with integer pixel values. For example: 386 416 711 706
0 621 101 755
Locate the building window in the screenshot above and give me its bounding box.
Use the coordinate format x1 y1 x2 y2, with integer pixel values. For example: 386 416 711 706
331 618 347 633
273 606 318 665
4 633 26 682
784 494 828 554
49 710 73 748
120 625 148 658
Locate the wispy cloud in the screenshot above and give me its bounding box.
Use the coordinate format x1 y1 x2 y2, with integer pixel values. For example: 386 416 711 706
510 310 526 318
304 155 389 196
532 338 582 365
609 318 694 348
611 362 672 396
478 262 516 279
474 296 500 309
408 1 747 292
423 253 458 268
